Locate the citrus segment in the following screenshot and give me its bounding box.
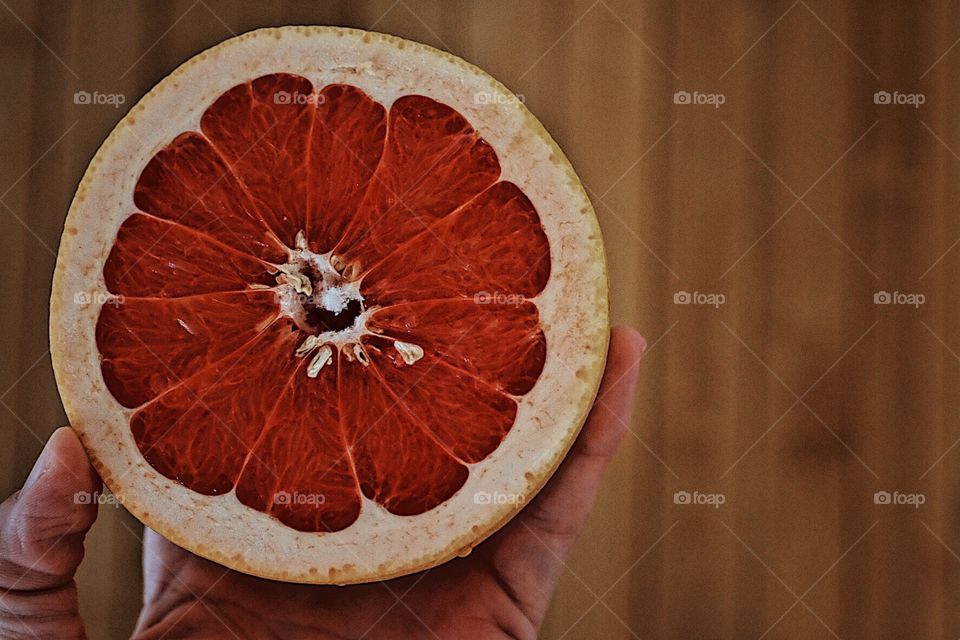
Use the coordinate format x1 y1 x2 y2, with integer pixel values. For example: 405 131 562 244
103 213 276 297
201 73 315 249
366 337 518 464
361 180 550 305
306 84 387 253
339 353 469 516
335 95 501 270
130 323 296 495
370 299 546 395
134 133 286 263
97 290 279 407
235 362 361 533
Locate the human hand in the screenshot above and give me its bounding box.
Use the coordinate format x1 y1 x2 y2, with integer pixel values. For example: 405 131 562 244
0 425 100 639
0 326 643 639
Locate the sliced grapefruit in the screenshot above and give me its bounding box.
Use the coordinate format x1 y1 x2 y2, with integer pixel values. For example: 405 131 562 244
50 26 608 584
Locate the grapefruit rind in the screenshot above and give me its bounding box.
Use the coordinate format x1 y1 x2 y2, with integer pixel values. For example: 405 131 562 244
50 26 608 584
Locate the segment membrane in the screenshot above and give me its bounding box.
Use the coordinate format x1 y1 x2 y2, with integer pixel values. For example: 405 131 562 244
365 336 518 464
134 132 286 263
339 351 468 515
370 299 546 395
307 84 387 252
236 359 361 532
98 290 279 407
201 74 316 249
335 95 501 270
361 181 550 305
130 324 298 495
103 213 275 297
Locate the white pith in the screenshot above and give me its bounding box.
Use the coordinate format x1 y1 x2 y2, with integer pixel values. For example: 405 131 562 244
49 26 609 584
272 235 394 375
393 340 424 365
275 252 364 329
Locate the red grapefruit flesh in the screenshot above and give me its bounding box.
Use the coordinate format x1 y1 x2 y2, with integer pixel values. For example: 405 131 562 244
51 27 608 583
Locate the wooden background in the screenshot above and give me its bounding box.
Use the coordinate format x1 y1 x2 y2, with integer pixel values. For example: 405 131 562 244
2 1 959 638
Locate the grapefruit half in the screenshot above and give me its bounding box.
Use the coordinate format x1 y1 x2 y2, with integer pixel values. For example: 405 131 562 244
50 26 608 584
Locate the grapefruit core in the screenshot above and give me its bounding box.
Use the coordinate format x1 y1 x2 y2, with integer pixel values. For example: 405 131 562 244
50 26 608 584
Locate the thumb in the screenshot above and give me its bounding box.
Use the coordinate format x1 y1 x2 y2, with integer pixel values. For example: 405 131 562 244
485 327 644 603
0 426 100 639
513 326 644 552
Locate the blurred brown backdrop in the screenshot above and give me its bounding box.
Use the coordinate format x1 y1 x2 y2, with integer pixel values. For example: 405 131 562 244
2 1 960 638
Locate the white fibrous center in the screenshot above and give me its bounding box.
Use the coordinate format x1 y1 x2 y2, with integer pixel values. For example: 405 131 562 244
271 231 423 377
320 285 354 314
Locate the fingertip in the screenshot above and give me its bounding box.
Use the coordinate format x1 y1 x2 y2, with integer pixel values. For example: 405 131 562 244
567 326 645 462
29 426 100 494
600 326 644 402
609 326 645 372
612 324 646 351
49 426 86 467
0 428 100 589
142 527 171 554
493 327 648 566
19 426 100 534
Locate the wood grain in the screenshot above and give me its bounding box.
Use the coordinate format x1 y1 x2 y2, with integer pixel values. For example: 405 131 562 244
1 1 958 637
